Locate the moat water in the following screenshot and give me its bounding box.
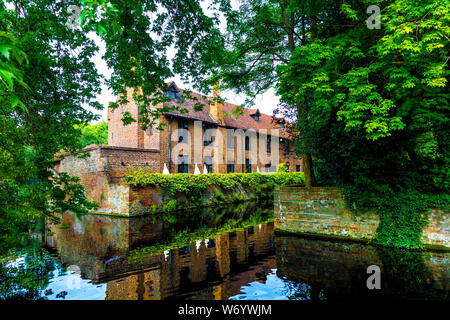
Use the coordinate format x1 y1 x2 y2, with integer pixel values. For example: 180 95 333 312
1 204 449 300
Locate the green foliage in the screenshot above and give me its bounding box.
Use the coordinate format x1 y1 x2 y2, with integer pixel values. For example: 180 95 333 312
345 186 449 249
277 163 289 173
75 121 108 149
276 0 449 192
0 242 58 300
0 0 103 246
126 169 304 190
125 169 304 223
161 199 178 223
0 30 29 111
269 0 449 247
125 169 304 200
210 189 227 206
77 0 231 131
375 247 449 299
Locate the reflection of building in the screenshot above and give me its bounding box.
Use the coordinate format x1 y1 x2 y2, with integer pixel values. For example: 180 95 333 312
45 211 276 300
108 82 303 173
104 223 276 300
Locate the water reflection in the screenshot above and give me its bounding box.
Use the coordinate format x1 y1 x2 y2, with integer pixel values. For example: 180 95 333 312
50 220 277 300
1 203 449 300
276 236 449 300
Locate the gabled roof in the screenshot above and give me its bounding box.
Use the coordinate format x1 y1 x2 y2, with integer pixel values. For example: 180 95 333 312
162 83 295 139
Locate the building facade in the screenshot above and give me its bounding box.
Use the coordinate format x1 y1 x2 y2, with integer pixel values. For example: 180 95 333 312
108 82 303 174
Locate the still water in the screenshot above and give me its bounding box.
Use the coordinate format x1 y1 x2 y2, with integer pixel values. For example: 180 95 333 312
1 205 449 300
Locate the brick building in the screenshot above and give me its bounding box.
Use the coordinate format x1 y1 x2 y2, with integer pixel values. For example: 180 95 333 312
108 82 303 174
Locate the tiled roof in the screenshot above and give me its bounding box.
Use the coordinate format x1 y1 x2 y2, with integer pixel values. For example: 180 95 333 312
162 83 294 139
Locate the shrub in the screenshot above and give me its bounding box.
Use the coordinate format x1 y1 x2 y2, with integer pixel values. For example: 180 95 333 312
124 170 305 219
277 163 289 173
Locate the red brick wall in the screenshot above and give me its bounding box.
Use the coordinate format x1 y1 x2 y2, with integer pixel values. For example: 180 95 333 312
108 89 141 148
274 186 450 249
55 145 161 214
108 87 303 174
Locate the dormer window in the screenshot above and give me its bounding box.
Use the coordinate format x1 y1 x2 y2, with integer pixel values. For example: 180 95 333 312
166 83 183 102
168 89 176 99
250 109 261 122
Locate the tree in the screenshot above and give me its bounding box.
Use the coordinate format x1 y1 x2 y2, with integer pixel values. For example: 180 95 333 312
0 0 231 243
77 0 231 130
178 0 339 187
76 121 108 149
0 0 103 243
276 0 449 193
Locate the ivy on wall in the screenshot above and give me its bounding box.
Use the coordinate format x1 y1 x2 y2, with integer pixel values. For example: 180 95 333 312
125 169 305 192
124 169 304 223
344 186 449 249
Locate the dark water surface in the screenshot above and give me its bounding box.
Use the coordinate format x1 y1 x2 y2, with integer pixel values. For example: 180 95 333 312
1 207 449 300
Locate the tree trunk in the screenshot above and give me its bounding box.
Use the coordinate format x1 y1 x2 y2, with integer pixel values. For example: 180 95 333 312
302 153 315 188
281 2 317 187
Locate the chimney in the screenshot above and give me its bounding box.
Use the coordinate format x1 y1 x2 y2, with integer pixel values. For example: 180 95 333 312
210 82 224 125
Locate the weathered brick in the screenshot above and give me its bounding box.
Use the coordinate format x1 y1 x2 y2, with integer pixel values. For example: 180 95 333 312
274 186 450 249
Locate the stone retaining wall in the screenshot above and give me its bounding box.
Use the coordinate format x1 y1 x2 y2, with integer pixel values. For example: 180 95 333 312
55 145 160 215
274 186 449 249
55 145 260 216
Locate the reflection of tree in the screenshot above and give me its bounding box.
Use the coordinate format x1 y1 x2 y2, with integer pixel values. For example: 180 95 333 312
283 280 312 300
0 246 59 300
376 247 449 300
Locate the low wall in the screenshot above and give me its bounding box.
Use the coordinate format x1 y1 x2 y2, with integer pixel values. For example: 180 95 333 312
55 145 161 216
55 146 262 216
274 186 449 249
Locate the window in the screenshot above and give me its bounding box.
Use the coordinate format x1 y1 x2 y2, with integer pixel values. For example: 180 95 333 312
166 84 184 102
266 135 271 153
178 156 189 173
245 159 252 173
227 162 235 173
203 123 213 146
204 156 213 173
178 119 189 143
149 125 153 135
296 165 301 172
284 140 290 155
178 118 189 130
206 239 215 248
245 136 250 151
251 115 260 122
179 246 190 255
227 130 234 149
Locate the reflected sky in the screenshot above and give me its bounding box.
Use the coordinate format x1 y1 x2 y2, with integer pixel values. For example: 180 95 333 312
229 269 314 300
1 218 448 300
41 268 106 300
